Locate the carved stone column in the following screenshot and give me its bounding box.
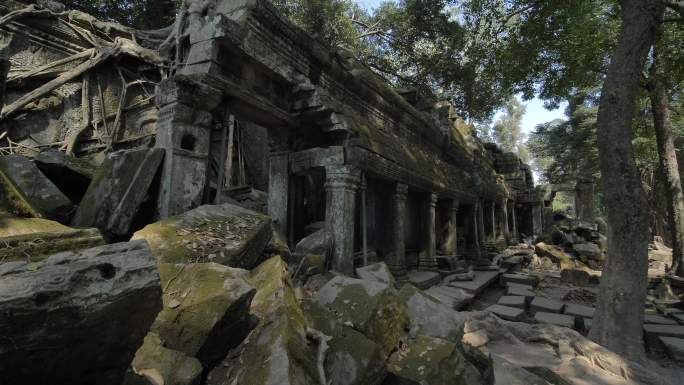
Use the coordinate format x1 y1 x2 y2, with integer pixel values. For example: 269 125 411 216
501 199 510 241
155 76 221 218
490 201 497 241
420 193 439 271
511 203 519 242
532 202 543 237
325 165 360 275
477 199 486 248
389 183 408 283
268 140 290 236
443 199 459 257
473 202 481 258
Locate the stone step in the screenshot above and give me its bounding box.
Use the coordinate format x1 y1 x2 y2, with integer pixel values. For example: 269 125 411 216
644 314 678 325
659 337 684 362
534 312 575 329
643 324 684 350
501 273 539 288
406 270 441 290
486 304 524 321
530 297 565 314
497 295 526 309
426 286 474 310
505 282 534 290
563 303 595 318
449 270 500 295
506 286 535 303
674 313 684 325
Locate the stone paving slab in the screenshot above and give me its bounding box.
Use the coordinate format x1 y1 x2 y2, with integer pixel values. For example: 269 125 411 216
497 295 526 309
485 304 524 321
644 314 678 325
506 286 535 304
564 303 594 318
659 337 684 362
534 312 575 329
674 313 684 325
449 270 500 295
530 297 565 314
501 273 539 287
505 282 534 290
643 324 684 350
427 286 474 310
407 270 441 290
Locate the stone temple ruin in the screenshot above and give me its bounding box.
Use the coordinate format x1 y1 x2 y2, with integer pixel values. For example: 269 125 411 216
2 1 680 385
1 0 547 271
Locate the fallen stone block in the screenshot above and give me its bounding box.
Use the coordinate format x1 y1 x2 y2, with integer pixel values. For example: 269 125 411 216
72 148 164 238
304 302 386 385
572 242 603 261
644 314 678 325
294 227 328 256
132 262 255 379
563 303 594 318
560 268 591 286
385 335 484 385
206 256 319 385
356 262 394 287
497 295 526 309
0 240 161 385
530 297 564 314
398 284 465 341
315 275 408 356
0 214 104 263
659 336 684 363
501 273 539 287
132 203 271 269
486 304 525 321
0 154 73 221
534 312 574 329
34 149 96 203
535 242 572 263
129 333 203 385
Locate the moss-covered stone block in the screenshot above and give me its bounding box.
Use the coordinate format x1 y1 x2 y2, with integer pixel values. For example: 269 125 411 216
206 256 319 385
150 262 255 367
132 203 272 268
314 276 409 357
397 284 465 342
304 301 386 385
0 154 73 221
0 214 104 263
130 332 203 385
385 335 484 385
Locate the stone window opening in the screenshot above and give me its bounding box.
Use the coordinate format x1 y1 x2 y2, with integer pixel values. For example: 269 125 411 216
180 133 197 152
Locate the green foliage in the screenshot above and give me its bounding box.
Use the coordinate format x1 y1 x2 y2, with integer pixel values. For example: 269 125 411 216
61 0 177 29
272 0 360 49
491 96 528 162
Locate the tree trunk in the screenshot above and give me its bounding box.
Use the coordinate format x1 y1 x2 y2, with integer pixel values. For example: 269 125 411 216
588 0 663 361
647 26 684 277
